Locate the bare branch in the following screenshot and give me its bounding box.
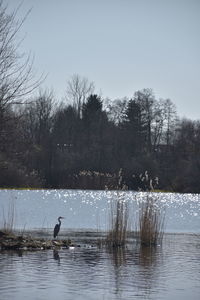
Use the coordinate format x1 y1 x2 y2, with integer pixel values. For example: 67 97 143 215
0 1 45 115
65 74 95 118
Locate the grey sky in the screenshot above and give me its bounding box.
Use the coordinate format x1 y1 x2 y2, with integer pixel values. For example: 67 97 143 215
4 0 200 119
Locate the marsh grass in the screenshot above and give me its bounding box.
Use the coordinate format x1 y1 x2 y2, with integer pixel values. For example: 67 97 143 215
106 169 128 247
107 197 129 247
2 202 15 233
139 194 165 246
1 197 16 234
106 194 129 247
106 169 129 248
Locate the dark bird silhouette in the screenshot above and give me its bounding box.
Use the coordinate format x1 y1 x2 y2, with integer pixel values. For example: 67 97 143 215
53 249 60 261
53 216 64 238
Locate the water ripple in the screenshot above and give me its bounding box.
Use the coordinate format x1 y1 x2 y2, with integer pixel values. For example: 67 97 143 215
0 234 200 300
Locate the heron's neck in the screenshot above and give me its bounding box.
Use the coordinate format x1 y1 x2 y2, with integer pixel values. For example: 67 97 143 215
58 218 61 225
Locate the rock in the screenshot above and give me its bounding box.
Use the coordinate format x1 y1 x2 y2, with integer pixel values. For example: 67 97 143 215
0 231 7 238
0 230 73 251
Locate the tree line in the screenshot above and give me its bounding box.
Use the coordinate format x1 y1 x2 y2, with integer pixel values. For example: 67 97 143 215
0 1 199 192
1 81 200 192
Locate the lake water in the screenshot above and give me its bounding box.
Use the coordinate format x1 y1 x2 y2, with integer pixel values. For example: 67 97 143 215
0 189 199 232
0 189 200 299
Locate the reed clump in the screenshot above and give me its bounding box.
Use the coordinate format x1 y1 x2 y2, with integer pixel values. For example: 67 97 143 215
106 197 129 247
1 198 15 234
106 169 129 248
139 194 165 246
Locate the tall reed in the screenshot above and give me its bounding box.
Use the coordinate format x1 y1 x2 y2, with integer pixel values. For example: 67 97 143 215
106 195 129 247
106 169 129 247
139 194 165 246
1 197 15 233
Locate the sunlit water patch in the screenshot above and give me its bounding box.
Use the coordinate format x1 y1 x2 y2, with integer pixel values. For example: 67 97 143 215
0 190 199 232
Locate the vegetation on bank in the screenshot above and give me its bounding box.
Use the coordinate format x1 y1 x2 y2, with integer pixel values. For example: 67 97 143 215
1 87 200 193
0 1 199 193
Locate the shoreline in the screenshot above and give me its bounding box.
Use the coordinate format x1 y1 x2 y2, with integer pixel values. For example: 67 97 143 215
1 229 199 252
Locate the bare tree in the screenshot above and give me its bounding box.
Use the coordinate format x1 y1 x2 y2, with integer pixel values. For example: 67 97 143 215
0 1 44 118
134 88 155 153
163 98 177 146
104 97 128 125
20 90 54 145
151 99 165 150
0 0 44 153
65 74 94 118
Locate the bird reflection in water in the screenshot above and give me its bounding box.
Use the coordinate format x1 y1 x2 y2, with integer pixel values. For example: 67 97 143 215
53 248 60 264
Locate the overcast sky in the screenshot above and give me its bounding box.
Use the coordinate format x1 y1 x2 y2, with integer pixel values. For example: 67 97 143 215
4 0 200 120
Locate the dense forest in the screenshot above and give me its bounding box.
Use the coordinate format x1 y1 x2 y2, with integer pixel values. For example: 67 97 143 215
0 1 200 193
1 83 200 193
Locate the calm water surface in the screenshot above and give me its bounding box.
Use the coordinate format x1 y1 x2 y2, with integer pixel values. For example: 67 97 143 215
0 190 200 299
0 234 199 300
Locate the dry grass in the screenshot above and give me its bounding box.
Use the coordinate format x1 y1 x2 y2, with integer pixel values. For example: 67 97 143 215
139 194 165 246
106 191 129 247
1 198 15 234
106 169 129 247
